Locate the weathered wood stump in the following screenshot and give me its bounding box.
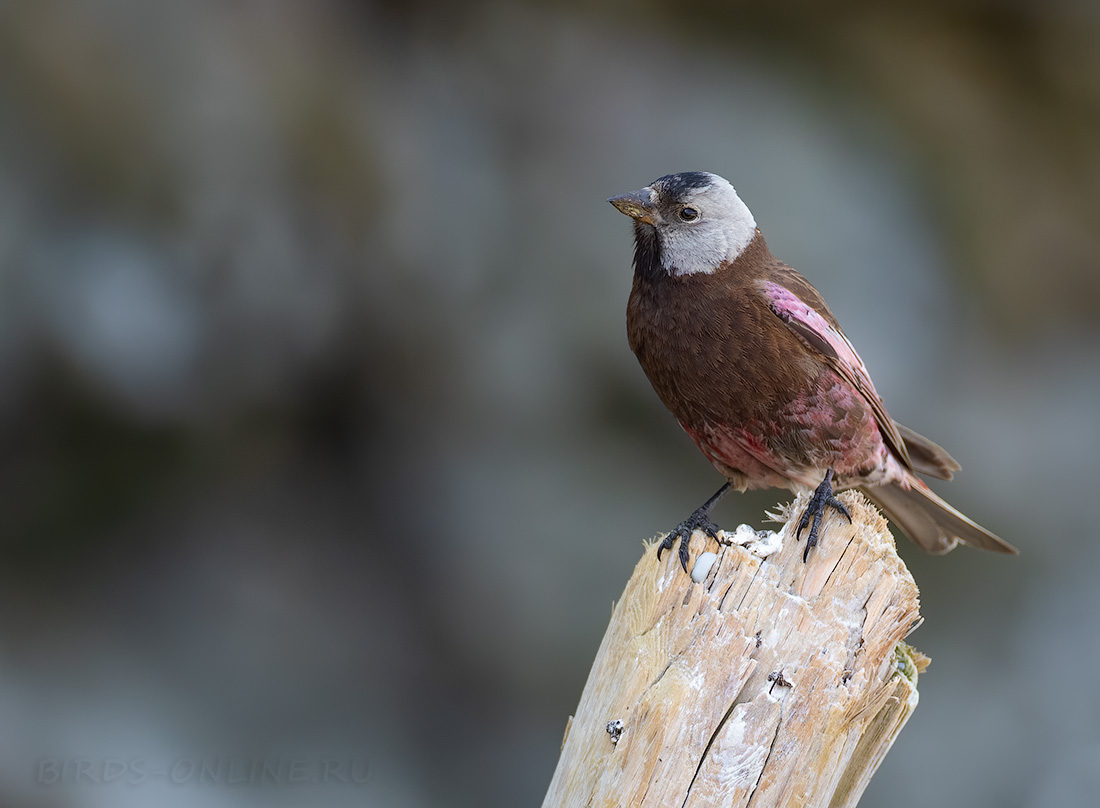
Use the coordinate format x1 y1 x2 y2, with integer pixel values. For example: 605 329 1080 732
543 491 926 808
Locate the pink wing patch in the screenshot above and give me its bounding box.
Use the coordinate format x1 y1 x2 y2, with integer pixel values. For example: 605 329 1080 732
760 281 912 469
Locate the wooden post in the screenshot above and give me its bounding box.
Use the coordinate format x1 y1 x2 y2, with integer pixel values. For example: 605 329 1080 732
542 491 927 808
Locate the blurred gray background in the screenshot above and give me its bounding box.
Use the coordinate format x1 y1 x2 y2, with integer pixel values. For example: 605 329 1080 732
1 1 1098 806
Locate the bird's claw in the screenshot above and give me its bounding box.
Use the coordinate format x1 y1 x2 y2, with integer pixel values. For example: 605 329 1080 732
796 469 852 562
659 509 722 572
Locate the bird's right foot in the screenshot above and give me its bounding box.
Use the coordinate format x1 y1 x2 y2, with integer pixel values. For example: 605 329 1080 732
796 468 851 562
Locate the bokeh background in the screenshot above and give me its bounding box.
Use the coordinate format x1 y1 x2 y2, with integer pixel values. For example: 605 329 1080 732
1 1 1099 806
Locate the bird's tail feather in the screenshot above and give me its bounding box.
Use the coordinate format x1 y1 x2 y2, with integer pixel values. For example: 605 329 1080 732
861 480 1018 555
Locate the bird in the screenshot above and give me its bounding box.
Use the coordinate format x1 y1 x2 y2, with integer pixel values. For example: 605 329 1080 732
609 171 1018 570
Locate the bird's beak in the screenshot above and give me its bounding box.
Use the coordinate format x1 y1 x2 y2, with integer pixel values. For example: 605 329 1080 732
609 187 659 225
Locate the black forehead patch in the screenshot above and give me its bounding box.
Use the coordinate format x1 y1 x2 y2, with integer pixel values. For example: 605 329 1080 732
652 171 713 201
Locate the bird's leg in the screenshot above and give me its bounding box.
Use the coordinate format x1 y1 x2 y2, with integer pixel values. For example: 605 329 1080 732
659 482 732 572
796 468 852 561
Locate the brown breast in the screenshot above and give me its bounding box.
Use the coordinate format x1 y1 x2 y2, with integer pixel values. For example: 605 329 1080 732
625 231 886 483
626 233 822 430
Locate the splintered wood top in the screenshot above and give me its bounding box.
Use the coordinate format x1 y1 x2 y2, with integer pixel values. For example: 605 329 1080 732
543 491 925 808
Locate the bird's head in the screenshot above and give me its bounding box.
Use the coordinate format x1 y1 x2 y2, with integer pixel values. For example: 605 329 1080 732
609 171 757 276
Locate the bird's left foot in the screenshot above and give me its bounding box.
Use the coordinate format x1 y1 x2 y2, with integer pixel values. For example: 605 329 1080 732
659 482 732 573
796 469 852 562
659 509 722 573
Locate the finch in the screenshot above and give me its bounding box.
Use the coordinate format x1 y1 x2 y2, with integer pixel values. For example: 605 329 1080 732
610 171 1017 569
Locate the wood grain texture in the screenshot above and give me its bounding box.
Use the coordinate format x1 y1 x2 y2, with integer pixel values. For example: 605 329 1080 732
542 491 927 808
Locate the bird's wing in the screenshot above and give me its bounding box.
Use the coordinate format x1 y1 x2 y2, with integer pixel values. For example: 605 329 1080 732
759 280 913 469
893 422 959 480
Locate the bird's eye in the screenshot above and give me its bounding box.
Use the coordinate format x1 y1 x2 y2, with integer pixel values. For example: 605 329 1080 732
679 206 699 222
